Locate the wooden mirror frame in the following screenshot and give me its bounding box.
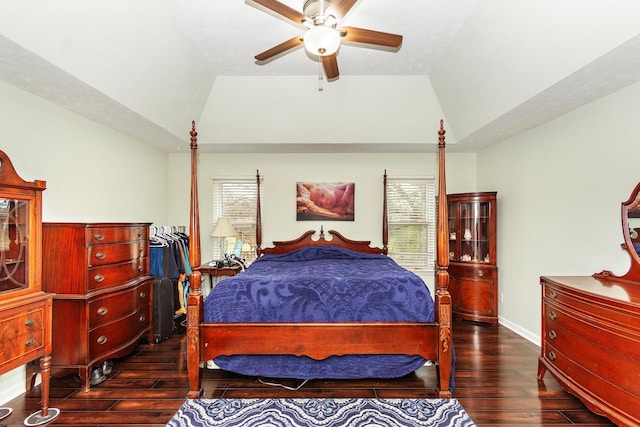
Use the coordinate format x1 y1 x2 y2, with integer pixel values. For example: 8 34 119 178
594 182 640 283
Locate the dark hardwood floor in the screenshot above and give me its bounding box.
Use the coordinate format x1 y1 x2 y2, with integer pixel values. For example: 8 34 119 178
1 320 614 427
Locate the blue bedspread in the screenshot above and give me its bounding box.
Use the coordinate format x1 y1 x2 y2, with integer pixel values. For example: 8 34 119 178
203 246 435 379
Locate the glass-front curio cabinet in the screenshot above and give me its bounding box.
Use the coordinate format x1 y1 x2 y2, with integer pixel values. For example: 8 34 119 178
447 192 498 324
0 150 59 425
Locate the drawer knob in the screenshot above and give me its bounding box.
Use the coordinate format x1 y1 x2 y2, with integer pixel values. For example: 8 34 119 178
139 315 146 323
94 274 105 283
548 311 557 321
548 351 556 361
548 330 557 340
549 290 557 299
24 318 35 327
138 265 144 272
95 252 106 260
97 335 108 345
97 307 108 316
139 291 146 299
94 233 105 241
477 270 484 277
25 338 36 346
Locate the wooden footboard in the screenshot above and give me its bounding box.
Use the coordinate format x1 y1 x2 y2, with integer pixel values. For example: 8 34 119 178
186 277 453 397
198 323 439 360
186 317 453 398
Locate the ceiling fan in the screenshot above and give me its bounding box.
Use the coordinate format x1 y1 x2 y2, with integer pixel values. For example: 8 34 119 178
251 0 403 80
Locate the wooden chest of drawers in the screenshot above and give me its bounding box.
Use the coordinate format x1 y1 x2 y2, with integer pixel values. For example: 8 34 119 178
538 276 640 427
42 222 153 391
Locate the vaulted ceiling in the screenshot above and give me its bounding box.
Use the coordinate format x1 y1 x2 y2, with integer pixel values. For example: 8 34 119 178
1 0 639 153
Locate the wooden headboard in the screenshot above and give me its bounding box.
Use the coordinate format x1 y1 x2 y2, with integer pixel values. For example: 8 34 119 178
255 171 390 257
260 227 383 256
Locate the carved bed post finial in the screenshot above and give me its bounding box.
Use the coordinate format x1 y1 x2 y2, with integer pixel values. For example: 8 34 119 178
256 170 262 256
190 120 197 149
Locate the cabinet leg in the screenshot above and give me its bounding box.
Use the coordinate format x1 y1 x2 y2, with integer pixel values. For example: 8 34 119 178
537 357 547 381
23 356 60 426
80 367 91 392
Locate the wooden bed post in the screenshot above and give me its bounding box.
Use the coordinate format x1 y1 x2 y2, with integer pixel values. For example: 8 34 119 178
435 119 453 398
382 170 389 255
186 121 204 398
256 170 263 256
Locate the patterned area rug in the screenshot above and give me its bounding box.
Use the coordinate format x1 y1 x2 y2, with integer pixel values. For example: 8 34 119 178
167 398 476 426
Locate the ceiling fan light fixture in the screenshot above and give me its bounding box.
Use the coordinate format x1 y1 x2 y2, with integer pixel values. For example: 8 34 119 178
304 25 340 56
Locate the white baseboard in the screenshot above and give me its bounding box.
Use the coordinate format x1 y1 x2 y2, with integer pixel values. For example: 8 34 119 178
498 316 540 347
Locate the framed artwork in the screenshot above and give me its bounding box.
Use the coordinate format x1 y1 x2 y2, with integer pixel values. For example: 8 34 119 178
296 182 355 221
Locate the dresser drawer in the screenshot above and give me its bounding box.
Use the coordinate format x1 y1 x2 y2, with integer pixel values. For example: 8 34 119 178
89 282 150 327
544 284 640 334
88 241 146 267
89 306 149 359
86 226 147 245
543 342 640 421
544 305 640 395
0 308 45 365
88 258 147 291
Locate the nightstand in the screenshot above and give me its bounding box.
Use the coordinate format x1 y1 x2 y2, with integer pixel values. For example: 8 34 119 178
199 264 241 296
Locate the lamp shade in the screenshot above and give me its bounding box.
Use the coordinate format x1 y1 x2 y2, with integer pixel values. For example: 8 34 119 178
211 217 236 237
304 26 340 56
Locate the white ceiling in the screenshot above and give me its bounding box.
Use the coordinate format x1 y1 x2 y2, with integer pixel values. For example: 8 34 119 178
1 0 640 153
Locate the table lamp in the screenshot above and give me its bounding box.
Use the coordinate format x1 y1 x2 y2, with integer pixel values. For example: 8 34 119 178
211 217 236 257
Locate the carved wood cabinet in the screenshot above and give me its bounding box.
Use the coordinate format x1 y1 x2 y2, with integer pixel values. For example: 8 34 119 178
41 222 153 391
447 192 498 324
0 150 59 425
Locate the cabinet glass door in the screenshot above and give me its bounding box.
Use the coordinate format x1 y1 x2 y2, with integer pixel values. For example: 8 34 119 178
0 197 30 293
459 201 491 263
447 203 458 261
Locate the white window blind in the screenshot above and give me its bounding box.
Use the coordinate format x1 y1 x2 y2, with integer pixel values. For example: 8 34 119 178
386 177 435 275
212 178 262 264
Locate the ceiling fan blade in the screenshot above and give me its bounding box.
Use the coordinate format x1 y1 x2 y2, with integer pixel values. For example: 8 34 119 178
327 0 358 20
255 36 303 61
322 54 339 80
251 0 307 25
339 26 403 48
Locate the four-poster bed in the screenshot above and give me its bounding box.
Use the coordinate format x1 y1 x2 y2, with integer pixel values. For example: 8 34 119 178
185 120 453 397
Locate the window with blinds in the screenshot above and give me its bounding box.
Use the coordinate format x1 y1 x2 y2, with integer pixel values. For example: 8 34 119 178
212 178 262 264
386 177 435 275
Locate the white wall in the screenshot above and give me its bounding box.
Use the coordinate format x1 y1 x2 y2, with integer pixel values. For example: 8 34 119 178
478 80 640 343
0 80 169 404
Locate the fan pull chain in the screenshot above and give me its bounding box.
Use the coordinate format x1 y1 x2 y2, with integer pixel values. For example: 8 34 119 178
318 60 324 92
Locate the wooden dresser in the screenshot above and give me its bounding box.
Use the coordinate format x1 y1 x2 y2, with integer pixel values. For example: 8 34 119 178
0 150 59 425
42 222 153 391
538 276 640 426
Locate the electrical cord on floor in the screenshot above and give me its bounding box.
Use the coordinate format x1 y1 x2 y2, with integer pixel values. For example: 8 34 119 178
258 377 309 391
